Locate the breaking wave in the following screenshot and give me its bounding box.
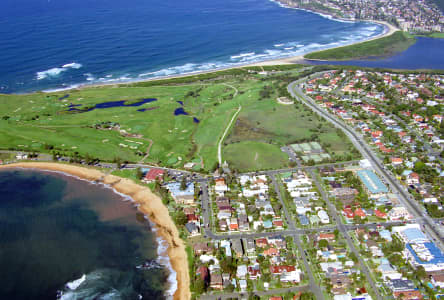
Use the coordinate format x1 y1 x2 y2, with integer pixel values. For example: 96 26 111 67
58 269 139 300
36 62 83 80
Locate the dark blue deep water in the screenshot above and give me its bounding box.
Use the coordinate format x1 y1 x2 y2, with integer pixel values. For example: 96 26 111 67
305 37 444 69
0 169 168 300
0 0 385 93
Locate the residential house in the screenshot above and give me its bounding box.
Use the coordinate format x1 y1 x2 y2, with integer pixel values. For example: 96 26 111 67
232 239 244 258
185 223 199 236
236 264 248 279
143 168 164 183
193 242 212 255
248 264 261 279
165 182 195 204
406 172 420 185
264 247 279 257
210 273 223 290
214 177 229 195
318 233 336 242
243 238 256 256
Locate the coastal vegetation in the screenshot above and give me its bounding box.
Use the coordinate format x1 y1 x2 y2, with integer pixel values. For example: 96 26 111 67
417 32 444 39
0 65 353 172
304 31 416 60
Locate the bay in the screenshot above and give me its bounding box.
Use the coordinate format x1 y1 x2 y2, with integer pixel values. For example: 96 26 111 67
0 169 168 300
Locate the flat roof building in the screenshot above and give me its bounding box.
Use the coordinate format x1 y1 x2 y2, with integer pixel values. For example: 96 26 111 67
357 169 388 194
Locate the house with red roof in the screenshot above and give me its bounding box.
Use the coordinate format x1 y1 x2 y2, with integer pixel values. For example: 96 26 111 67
256 238 268 248
270 265 296 275
354 208 366 218
393 290 423 300
343 208 354 219
143 168 165 182
264 247 279 257
273 219 283 229
229 218 238 231
375 209 387 219
318 233 336 241
406 172 420 185
248 265 261 279
371 131 383 138
187 214 199 224
391 157 403 166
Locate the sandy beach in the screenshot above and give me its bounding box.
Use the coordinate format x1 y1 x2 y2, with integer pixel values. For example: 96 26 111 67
248 20 399 66
0 162 190 300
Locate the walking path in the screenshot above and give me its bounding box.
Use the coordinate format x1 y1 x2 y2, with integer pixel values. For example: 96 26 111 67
217 83 241 166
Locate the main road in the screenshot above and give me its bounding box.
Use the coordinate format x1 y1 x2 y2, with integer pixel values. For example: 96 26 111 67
288 78 444 251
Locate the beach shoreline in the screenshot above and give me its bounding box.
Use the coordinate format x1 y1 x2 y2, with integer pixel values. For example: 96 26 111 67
0 162 190 300
28 18 399 95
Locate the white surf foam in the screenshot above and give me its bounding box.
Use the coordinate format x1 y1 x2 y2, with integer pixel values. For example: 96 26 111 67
36 67 67 80
62 62 82 69
84 73 95 81
36 62 82 80
66 274 86 290
230 52 255 59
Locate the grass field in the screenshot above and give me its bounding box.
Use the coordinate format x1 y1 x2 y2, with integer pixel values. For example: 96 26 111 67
304 31 416 60
224 141 289 172
418 32 444 39
0 65 355 172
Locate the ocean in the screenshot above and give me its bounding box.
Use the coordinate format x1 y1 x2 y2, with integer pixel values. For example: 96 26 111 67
0 169 172 300
0 0 384 93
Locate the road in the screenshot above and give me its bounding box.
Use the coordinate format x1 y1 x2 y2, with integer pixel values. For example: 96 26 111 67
199 285 309 300
308 169 383 300
270 174 325 300
288 79 444 251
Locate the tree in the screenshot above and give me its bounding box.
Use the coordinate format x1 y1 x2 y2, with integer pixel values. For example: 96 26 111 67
349 251 358 263
194 278 206 294
318 239 329 248
226 283 235 293
174 211 187 226
180 176 187 190
334 229 340 239
414 266 427 280
136 167 143 180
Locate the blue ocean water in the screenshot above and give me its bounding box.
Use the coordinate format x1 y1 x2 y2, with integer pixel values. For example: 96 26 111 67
305 37 444 69
0 169 170 300
0 0 384 93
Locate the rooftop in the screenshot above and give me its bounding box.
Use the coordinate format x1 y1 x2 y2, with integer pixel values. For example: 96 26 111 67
357 169 388 194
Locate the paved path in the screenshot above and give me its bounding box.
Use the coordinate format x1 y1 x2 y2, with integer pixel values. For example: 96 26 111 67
217 105 242 165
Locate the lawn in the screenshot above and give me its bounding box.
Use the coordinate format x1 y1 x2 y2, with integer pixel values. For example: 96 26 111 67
0 64 357 171
224 141 289 172
304 31 416 60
